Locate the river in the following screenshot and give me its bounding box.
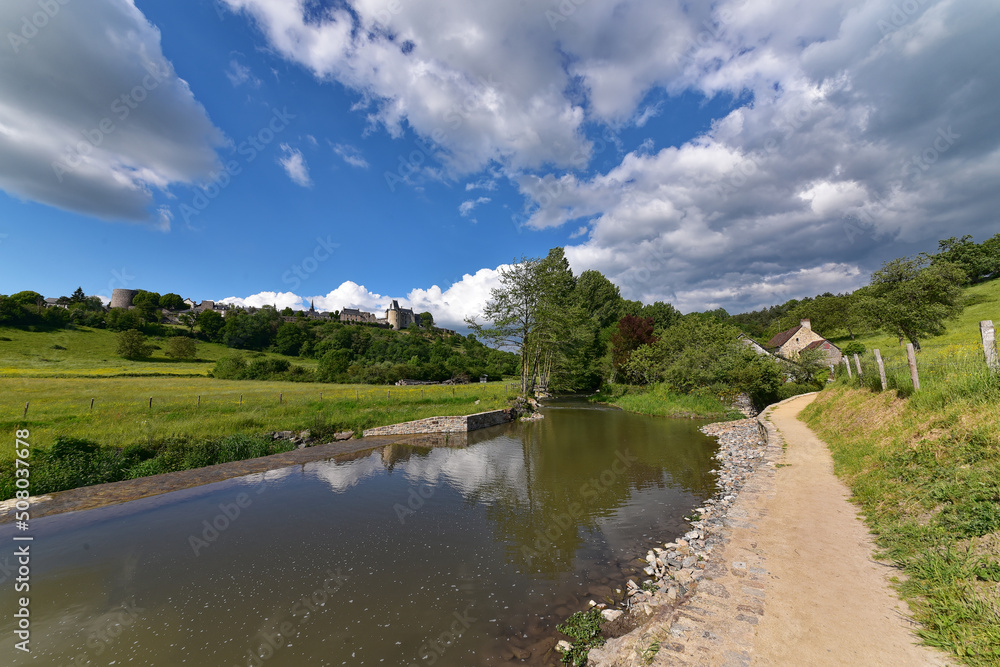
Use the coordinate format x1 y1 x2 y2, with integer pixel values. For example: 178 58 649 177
0 398 719 665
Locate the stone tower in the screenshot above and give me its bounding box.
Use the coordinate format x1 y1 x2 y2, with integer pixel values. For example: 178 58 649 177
385 299 415 330
110 288 139 309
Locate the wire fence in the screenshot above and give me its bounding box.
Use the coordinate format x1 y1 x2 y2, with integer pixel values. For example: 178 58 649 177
836 320 999 397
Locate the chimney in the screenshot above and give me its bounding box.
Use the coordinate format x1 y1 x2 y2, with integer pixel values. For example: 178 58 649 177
800 318 811 329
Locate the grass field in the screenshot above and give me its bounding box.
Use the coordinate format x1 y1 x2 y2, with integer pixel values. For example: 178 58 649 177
1 377 514 462
829 277 1000 355
0 325 316 377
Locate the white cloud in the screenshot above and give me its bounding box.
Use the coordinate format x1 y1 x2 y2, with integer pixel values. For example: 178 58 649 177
221 266 504 330
225 58 261 87
221 0 1000 312
278 144 312 187
458 196 490 217
0 0 224 225
331 143 369 169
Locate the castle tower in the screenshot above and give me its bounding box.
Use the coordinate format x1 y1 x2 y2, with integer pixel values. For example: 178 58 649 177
110 288 139 309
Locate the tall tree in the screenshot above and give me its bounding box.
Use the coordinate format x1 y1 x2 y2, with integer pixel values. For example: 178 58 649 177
856 256 965 350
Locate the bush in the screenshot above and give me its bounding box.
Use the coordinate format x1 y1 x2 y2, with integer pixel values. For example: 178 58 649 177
212 353 248 379
843 341 866 356
116 329 153 359
165 336 197 359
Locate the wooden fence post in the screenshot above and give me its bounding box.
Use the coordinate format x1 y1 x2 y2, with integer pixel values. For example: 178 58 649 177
23 402 29 419
356 389 359 402
148 397 153 409
853 353 863 377
982 320 998 372
197 395 201 407
906 343 920 391
828 363 835 380
843 356 852 379
279 392 283 404
90 398 95 411
874 349 887 391
239 394 243 406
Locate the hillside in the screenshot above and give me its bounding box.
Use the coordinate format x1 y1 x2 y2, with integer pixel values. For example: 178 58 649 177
0 325 307 377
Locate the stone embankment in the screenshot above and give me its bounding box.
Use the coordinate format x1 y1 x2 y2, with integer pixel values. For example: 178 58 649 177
581 401 785 666
361 408 514 436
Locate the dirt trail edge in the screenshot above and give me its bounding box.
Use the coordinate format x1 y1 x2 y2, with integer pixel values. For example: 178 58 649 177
588 393 950 667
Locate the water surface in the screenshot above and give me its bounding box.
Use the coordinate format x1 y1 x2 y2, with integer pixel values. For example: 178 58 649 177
0 398 718 665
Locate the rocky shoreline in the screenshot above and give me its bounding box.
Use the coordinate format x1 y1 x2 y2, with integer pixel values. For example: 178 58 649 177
555 415 773 665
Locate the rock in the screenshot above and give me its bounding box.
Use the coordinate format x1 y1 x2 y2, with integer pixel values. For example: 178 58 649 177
601 609 623 622
333 430 354 441
556 640 572 654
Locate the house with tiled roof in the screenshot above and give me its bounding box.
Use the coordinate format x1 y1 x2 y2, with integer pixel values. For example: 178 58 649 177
767 319 842 365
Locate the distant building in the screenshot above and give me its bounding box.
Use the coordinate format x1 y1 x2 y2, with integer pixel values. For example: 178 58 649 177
738 333 771 357
340 308 378 324
110 288 138 309
767 319 842 365
385 300 415 330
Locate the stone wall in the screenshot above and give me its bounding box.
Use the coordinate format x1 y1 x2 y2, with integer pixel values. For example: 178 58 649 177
362 409 512 437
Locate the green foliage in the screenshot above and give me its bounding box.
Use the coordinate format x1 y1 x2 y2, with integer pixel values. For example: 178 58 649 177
0 434 295 500
856 255 965 349
159 292 187 310
116 329 153 359
842 341 866 356
274 322 307 356
105 307 146 332
417 311 434 327
165 335 197 359
196 309 225 341
556 608 606 666
9 290 43 306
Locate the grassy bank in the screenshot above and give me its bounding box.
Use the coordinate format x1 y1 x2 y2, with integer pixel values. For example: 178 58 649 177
1 377 513 499
801 381 1000 664
589 383 744 419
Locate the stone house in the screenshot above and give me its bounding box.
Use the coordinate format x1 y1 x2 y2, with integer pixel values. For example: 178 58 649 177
340 308 378 324
767 319 842 365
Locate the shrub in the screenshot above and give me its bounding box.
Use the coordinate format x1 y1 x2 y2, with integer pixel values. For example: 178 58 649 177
165 335 197 359
843 341 866 356
116 329 153 359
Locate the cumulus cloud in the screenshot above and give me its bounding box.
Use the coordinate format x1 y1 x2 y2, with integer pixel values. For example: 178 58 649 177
221 0 999 312
278 144 312 187
0 0 224 224
221 266 504 330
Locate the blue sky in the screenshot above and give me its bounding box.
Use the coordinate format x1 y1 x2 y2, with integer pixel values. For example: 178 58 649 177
1 0 998 328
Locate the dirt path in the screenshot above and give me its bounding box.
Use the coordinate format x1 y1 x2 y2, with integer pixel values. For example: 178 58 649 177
751 393 948 666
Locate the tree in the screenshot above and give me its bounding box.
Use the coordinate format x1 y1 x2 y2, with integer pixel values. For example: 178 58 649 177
105 307 145 332
70 287 87 303
165 336 197 359
178 312 196 334
418 311 434 328
467 256 542 393
197 310 225 342
9 291 43 307
610 315 657 379
640 301 681 331
132 290 162 322
159 293 187 310
116 329 153 359
856 256 965 350
274 322 307 356
574 270 623 329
